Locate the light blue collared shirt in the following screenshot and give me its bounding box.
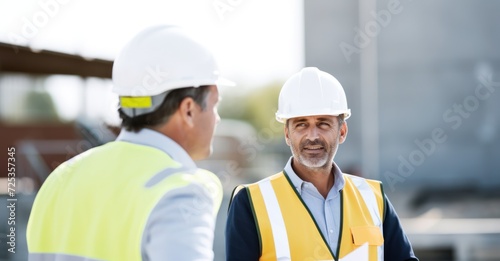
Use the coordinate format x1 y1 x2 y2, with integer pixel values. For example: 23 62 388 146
284 157 345 255
116 128 197 170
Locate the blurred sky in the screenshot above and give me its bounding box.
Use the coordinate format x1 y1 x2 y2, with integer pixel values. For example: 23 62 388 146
0 0 304 87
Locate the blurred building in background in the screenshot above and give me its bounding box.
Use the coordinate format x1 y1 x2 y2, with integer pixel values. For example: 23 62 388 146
305 0 500 260
1 1 500 261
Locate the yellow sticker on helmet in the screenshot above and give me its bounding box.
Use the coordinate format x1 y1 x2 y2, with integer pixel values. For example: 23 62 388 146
120 96 152 108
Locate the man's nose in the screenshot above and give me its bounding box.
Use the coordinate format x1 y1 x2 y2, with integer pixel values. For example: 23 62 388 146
306 126 320 140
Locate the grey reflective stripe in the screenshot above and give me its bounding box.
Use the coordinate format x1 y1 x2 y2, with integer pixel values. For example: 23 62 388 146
257 178 291 260
346 174 384 261
144 165 195 188
29 253 103 261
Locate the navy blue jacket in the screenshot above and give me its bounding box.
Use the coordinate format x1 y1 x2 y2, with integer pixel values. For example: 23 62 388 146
226 186 419 261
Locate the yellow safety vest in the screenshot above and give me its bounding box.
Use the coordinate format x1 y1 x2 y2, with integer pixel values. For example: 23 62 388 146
243 172 384 261
27 141 222 261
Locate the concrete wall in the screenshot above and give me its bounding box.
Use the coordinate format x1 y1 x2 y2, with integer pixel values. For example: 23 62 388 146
304 0 500 191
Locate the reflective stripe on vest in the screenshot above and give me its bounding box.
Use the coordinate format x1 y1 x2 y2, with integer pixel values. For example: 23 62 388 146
258 179 291 260
27 141 222 261
245 172 384 261
347 174 384 261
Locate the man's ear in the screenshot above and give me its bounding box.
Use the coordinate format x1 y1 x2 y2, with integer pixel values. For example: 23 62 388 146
284 122 291 146
178 97 196 128
339 122 348 144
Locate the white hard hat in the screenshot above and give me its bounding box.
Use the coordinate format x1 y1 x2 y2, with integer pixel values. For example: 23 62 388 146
112 25 234 116
275 67 351 123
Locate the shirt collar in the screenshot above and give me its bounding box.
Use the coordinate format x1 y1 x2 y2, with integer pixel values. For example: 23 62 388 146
283 156 345 196
116 128 197 170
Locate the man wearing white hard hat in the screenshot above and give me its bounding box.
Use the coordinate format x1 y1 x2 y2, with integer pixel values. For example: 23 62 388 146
226 67 418 261
27 25 232 260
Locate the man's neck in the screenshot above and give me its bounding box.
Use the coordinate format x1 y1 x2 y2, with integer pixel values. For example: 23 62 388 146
292 159 335 198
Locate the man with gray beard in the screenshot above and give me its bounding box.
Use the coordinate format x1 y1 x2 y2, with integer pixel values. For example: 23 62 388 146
225 67 418 261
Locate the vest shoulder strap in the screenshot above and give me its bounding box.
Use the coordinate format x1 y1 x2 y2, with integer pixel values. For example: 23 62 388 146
343 174 384 226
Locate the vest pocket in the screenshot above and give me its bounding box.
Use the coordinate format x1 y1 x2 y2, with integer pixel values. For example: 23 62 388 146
350 226 384 246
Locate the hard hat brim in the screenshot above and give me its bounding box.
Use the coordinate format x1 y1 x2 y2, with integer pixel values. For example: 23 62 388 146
215 77 236 87
276 109 351 123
